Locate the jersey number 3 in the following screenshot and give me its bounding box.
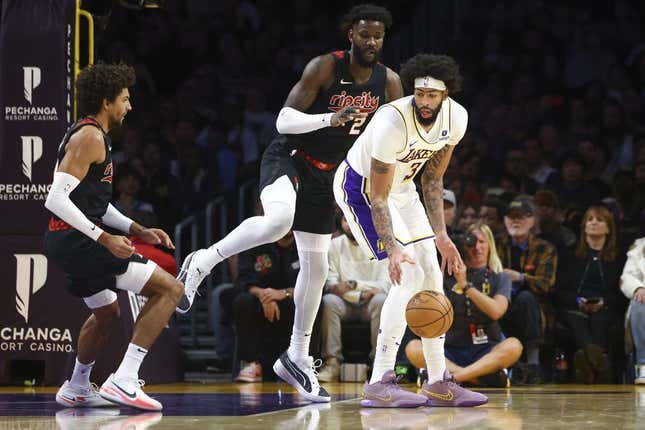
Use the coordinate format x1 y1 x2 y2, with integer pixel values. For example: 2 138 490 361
403 162 422 181
349 117 367 135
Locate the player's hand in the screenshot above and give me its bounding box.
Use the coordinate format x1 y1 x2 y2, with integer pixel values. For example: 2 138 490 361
98 233 135 259
258 288 284 304
388 247 416 285
330 106 367 127
262 301 280 322
138 228 175 249
435 233 463 275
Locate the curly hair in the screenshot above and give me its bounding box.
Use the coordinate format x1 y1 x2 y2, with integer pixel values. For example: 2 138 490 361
76 63 135 116
341 3 393 32
399 53 463 94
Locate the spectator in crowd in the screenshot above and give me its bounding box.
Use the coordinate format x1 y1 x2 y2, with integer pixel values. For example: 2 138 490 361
405 224 522 387
621 236 645 384
497 196 557 384
534 190 577 254
546 151 602 219
232 230 298 382
456 202 480 233
317 213 389 382
554 205 627 383
443 189 460 235
113 166 157 228
479 197 507 241
501 148 538 196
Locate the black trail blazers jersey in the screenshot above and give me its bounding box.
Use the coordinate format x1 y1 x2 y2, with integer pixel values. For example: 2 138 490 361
50 117 113 224
287 50 387 164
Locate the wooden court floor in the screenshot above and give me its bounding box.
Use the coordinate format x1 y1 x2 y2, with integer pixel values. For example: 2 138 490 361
0 382 644 429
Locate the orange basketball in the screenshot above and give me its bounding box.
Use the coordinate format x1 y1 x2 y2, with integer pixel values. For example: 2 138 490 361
405 291 454 338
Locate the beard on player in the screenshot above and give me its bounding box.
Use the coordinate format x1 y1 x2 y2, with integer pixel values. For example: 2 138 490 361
352 44 382 68
412 98 442 127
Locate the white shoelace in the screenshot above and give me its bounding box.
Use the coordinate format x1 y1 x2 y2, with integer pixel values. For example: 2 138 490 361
302 357 323 392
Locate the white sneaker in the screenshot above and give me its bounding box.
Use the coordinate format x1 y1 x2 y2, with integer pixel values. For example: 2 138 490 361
273 351 330 403
176 250 209 313
56 380 117 408
636 364 645 384
99 373 162 411
235 361 263 382
317 359 340 382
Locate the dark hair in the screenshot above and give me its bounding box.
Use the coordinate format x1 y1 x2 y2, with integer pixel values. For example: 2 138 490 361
575 205 617 262
76 63 135 116
341 4 393 32
400 53 463 94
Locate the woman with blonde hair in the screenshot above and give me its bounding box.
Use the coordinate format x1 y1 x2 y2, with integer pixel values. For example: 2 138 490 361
405 222 522 387
554 205 628 383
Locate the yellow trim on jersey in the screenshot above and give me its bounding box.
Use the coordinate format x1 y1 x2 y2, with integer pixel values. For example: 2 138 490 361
395 234 435 247
382 104 408 154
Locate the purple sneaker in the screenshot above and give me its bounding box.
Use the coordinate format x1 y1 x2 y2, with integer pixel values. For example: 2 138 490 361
422 371 488 407
360 370 427 408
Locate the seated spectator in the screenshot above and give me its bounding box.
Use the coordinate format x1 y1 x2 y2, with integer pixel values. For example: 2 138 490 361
621 236 645 384
113 166 157 228
554 205 627 383
232 230 298 382
497 196 557 384
479 197 506 241
405 223 522 387
456 202 480 233
534 190 577 254
317 213 389 382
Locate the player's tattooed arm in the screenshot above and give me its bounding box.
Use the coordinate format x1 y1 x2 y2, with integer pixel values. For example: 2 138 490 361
421 145 454 235
370 158 397 254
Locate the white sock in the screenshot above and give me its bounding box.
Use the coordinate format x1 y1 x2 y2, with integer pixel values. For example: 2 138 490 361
198 198 295 273
422 336 446 384
287 231 331 362
114 343 147 380
69 358 94 388
369 262 423 384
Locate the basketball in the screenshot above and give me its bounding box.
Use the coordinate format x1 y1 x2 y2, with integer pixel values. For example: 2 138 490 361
405 291 454 338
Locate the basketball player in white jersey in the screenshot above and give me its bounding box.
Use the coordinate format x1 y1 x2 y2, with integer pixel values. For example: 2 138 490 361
334 53 487 407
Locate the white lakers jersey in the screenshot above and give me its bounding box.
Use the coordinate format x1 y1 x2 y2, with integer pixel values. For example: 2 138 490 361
345 95 468 197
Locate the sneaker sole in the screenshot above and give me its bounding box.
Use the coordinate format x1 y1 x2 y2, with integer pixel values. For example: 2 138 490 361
273 359 331 403
360 398 426 408
426 398 488 407
99 386 162 411
175 252 196 314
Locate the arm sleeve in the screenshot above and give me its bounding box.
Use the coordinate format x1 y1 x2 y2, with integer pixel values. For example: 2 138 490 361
275 107 334 134
102 203 134 234
370 107 407 164
44 171 104 241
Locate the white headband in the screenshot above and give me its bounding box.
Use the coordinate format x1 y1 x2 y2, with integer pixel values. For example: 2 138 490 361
414 76 446 91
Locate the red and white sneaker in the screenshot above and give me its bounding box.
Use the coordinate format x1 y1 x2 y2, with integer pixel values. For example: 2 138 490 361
99 374 162 411
235 361 262 382
56 380 117 408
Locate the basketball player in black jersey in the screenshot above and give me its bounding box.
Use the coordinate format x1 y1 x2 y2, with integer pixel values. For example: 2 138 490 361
44 64 183 411
177 4 403 401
